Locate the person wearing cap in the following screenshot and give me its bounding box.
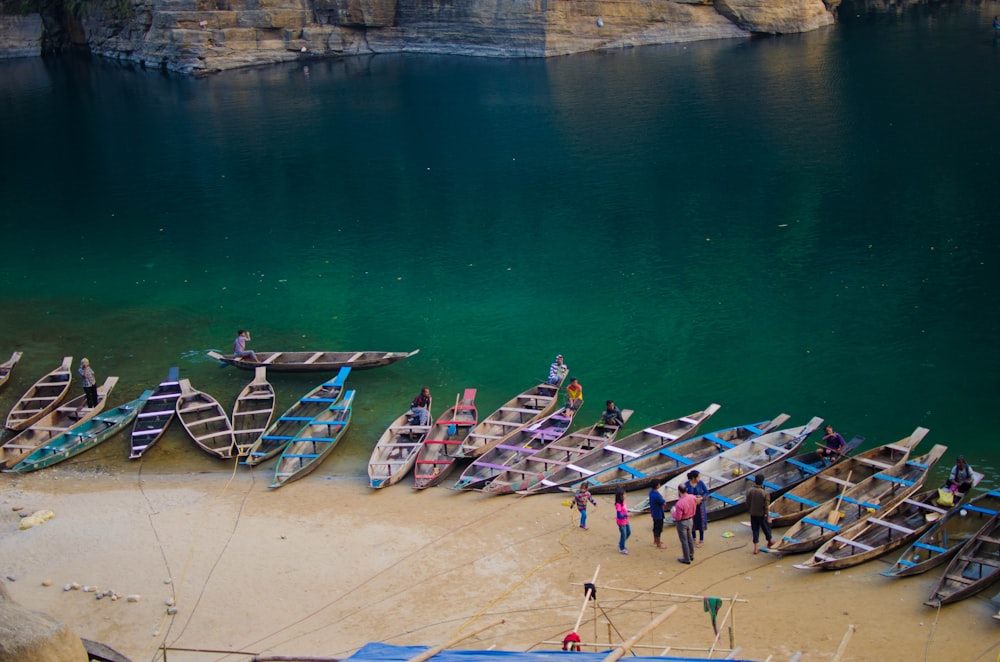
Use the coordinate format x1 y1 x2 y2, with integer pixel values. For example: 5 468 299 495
547 354 567 384
947 456 975 494
566 376 583 410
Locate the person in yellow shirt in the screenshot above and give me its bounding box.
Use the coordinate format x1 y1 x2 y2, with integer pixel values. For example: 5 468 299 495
565 376 583 410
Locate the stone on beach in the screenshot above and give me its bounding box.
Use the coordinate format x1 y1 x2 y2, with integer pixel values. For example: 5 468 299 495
18 510 55 530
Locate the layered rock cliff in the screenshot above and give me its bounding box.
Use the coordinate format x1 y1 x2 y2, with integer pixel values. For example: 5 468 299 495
1 0 837 74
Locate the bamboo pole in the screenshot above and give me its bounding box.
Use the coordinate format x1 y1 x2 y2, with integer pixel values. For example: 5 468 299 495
405 619 505 662
830 624 856 662
599 605 678 662
707 593 739 657
572 565 601 634
568 585 748 602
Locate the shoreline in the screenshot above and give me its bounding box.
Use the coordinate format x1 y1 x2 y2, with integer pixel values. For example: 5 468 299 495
2 468 997 661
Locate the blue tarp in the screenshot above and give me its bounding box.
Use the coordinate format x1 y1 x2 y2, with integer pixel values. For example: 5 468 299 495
344 642 760 662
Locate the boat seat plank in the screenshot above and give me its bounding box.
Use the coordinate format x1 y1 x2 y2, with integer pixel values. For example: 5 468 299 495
303 352 324 364
565 464 595 475
821 476 854 487
545 444 591 454
977 535 1000 545
783 493 820 507
348 352 365 362
235 408 273 416
943 573 976 585
867 517 915 535
679 417 699 425
282 453 319 459
731 458 761 469
902 499 948 515
657 448 694 465
301 397 338 403
710 493 739 506
786 458 821 474
178 403 220 414
832 536 876 552
187 415 228 425
196 430 234 440
959 555 1000 568
874 474 916 487
964 505 999 517
618 465 646 478
643 428 679 441
137 411 171 419
841 496 881 510
500 407 546 415
801 516 840 532
704 434 736 448
854 457 893 470
914 541 948 554
236 427 267 434
148 393 180 401
131 429 164 437
602 445 640 458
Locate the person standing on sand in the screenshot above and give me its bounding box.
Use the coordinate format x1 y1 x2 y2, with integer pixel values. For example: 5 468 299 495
233 329 258 362
686 470 709 548
614 487 631 554
572 482 596 529
671 483 698 564
746 474 774 554
78 358 98 409
648 478 666 549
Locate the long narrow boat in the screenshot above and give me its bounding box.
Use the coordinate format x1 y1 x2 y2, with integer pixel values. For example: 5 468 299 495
5 356 73 431
769 429 928 528
413 389 478 489
795 484 972 571
480 409 634 496
883 482 998 578
924 513 1000 607
269 390 355 489
1 377 119 469
207 349 418 372
577 415 790 495
451 404 579 490
0 351 23 391
368 402 434 489
455 378 565 459
175 379 236 459
699 433 864 522
7 392 150 473
128 367 182 459
774 443 947 555
243 367 351 466
232 366 275 457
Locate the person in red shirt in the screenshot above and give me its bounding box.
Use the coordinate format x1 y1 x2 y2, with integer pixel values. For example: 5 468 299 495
672 483 699 564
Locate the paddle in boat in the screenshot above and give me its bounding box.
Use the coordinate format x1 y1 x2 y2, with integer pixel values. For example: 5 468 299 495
232 366 275 457
128 367 182 459
1 376 119 470
480 408 634 496
175 379 236 459
206 349 418 372
7 391 150 474
269 390 355 489
455 377 566 459
924 512 1000 607
413 389 478 489
774 441 947 555
5 356 73 431
243 367 351 466
0 351 23 391
368 399 433 489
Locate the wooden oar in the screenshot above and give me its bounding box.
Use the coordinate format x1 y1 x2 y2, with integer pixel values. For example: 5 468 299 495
827 470 852 526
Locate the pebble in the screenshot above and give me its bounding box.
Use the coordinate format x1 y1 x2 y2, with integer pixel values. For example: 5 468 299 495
96 592 105 600
83 586 95 593
12 505 24 511
126 594 141 603
70 582 81 590
166 606 178 615
165 598 175 607
6 576 15 582
163 578 172 585
41 579 52 587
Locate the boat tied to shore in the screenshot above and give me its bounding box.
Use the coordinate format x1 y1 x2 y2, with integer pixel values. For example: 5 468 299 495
269 389 355 489
368 400 434 489
455 376 566 459
232 366 276 457
128 367 181 460
175 379 236 459
0 351 23 391
413 389 478 489
5 356 73 432
206 349 418 372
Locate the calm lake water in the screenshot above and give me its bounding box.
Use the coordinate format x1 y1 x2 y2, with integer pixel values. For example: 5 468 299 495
1 2 997 484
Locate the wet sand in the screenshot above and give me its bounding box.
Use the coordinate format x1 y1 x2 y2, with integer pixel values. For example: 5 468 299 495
1 467 997 662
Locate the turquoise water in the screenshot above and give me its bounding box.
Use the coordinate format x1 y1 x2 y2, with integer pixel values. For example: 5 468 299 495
1 3 997 482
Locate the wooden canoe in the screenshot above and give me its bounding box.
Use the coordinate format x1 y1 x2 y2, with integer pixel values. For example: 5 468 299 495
455 378 565 459
6 392 150 473
774 442 947 555
1 377 119 470
699 433 864 522
5 356 73 431
368 402 433 489
769 429 927 528
0 351 23 391
796 485 969 571
243 367 351 466
480 409 634 496
924 513 1000 607
413 389 478 489
577 415 790 495
207 349 418 372
175 379 236 459
232 366 275 457
269 390 354 489
451 404 579 491
883 481 998 578
128 367 181 459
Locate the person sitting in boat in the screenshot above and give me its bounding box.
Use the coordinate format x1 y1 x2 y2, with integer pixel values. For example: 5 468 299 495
566 377 583 410
547 354 567 384
946 455 975 494
233 329 258 362
597 400 625 435
820 425 846 463
409 387 431 426
994 15 1000 30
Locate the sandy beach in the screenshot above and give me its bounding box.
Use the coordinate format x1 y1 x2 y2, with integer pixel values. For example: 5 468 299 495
1 466 998 662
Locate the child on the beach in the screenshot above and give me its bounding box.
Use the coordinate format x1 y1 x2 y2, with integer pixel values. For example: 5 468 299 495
572 482 597 530
614 487 631 554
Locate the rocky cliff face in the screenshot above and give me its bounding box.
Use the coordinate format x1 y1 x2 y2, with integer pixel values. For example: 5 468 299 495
1 0 836 73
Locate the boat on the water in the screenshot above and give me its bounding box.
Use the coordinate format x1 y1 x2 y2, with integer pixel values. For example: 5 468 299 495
128 367 182 459
480 409 634 496
0 351 23 391
1 377 119 470
269 390 355 489
577 415 790 495
175 379 236 459
768 431 926 528
455 378 565 459
243 367 351 466
924 512 1000 607
232 366 275 457
413 389 478 489
7 392 150 473
774 442 947 555
368 402 434 489
451 404 579 491
5 356 73 431
206 349 418 372
883 483 997 578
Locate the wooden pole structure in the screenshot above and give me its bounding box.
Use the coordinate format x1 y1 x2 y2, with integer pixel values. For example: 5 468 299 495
568 585 748 602
599 605 678 662
405 619 505 662
707 593 739 657
572 565 600 634
829 624 856 662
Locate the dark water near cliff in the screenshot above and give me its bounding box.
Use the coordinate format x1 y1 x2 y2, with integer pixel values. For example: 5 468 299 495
1 2 998 485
